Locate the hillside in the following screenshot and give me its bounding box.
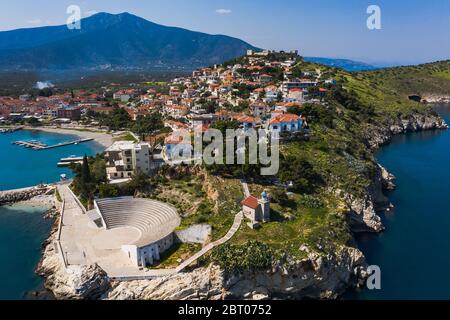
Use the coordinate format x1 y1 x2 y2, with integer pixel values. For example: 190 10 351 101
360 60 450 98
0 12 259 71
304 57 378 71
203 58 448 279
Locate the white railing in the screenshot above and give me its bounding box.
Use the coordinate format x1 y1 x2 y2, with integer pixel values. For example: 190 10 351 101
67 183 87 214
56 200 65 240
54 240 68 269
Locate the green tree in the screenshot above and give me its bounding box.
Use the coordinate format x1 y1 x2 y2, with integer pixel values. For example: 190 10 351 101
81 154 91 184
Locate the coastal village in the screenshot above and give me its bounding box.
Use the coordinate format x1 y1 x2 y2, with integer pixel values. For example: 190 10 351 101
3 49 447 301
1 50 338 177
0 50 348 299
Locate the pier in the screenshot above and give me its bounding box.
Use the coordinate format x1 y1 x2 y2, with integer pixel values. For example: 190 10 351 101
57 156 84 167
12 138 94 150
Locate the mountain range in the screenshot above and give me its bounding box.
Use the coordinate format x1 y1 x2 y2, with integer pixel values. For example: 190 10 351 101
0 12 259 71
0 12 386 73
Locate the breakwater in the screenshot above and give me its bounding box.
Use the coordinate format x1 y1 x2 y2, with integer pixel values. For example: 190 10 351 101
0 185 53 205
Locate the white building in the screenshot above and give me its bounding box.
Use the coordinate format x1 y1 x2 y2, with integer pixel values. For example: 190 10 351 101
94 197 180 267
241 192 271 229
105 141 151 181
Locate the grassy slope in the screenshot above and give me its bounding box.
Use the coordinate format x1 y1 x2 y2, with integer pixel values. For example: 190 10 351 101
360 60 450 96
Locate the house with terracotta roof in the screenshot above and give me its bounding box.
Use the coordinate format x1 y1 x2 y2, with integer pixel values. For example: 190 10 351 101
234 114 257 131
241 191 271 229
250 101 270 118
269 113 305 133
285 88 304 103
164 131 193 161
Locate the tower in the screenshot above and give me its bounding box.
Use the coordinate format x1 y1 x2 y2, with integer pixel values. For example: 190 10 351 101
258 191 270 222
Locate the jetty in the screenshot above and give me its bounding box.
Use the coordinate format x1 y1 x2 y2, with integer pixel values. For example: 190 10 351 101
12 138 94 150
57 156 83 167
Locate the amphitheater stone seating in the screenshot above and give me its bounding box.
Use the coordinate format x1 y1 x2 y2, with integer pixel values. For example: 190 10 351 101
95 197 181 248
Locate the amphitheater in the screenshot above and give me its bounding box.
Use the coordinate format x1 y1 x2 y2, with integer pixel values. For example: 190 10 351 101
94 197 181 267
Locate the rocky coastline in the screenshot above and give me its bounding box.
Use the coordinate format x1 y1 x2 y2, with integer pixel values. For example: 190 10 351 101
35 110 448 300
348 111 448 234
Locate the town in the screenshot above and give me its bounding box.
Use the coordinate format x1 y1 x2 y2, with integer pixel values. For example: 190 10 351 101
1 49 337 176
0 50 340 281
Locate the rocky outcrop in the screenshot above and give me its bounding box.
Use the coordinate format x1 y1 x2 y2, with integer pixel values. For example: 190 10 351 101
344 193 384 233
105 246 367 300
379 164 396 191
36 222 110 300
421 94 450 104
365 112 448 150
106 264 225 300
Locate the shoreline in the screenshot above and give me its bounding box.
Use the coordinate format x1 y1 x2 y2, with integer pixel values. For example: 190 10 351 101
23 126 114 150
346 105 450 299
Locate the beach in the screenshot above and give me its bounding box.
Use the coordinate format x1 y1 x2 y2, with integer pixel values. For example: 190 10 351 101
24 126 114 150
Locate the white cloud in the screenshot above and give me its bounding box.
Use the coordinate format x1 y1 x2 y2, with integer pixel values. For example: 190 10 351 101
27 19 42 25
215 9 232 15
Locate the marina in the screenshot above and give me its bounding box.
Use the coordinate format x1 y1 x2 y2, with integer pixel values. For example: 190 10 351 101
12 138 94 150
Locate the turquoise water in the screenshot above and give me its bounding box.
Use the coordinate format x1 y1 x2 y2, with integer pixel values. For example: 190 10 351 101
0 130 103 191
349 104 450 299
0 204 53 299
0 130 103 299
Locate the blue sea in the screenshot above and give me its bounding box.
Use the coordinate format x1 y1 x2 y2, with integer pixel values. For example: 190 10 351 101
0 129 103 299
349 104 450 299
0 129 103 191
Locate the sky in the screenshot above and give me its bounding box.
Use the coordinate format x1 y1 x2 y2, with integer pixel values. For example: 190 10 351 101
0 0 449 65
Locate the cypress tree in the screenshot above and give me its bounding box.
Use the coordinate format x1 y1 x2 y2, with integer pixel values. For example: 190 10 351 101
81 154 91 184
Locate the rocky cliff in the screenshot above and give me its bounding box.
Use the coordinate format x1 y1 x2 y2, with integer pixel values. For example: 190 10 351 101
364 112 448 150
107 246 366 300
37 211 367 300
36 222 110 300
345 111 448 233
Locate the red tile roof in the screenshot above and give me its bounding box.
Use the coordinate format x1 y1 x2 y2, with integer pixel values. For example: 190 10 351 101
270 113 301 125
234 115 256 123
241 195 259 209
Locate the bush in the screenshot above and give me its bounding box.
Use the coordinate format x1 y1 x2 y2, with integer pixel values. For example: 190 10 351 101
98 184 119 198
299 195 323 208
211 241 273 273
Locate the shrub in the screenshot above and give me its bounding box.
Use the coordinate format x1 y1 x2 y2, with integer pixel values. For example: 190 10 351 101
211 241 273 273
299 195 323 208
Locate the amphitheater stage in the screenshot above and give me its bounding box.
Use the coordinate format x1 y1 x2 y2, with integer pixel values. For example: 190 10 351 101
91 227 142 250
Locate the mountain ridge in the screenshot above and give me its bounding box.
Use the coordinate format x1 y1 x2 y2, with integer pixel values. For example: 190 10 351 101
0 12 259 71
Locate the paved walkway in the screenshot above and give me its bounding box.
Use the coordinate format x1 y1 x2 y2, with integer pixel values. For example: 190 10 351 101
241 180 250 197
175 211 243 272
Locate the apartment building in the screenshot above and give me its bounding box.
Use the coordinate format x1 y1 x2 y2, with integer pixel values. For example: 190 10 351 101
105 141 151 181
